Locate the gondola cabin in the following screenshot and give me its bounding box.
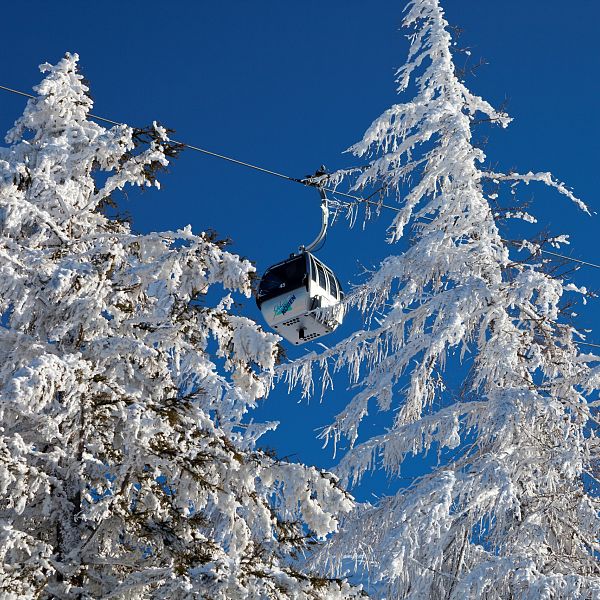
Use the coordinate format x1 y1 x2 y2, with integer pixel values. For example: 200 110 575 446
256 252 343 345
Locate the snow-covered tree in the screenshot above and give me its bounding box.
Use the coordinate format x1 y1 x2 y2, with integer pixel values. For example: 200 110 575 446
0 54 362 599
286 1 600 597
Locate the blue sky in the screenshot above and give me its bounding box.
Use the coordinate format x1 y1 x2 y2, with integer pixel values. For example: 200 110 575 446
1 1 599 501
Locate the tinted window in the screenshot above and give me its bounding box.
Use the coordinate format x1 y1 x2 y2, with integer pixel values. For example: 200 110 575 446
257 256 307 305
327 272 338 298
310 256 318 282
316 263 327 290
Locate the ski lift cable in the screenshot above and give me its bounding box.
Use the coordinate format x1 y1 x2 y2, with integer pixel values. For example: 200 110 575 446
578 341 600 349
417 214 600 270
0 85 420 213
1 83 599 271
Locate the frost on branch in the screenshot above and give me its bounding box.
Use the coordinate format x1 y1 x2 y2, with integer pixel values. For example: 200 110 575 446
283 1 600 598
0 54 361 599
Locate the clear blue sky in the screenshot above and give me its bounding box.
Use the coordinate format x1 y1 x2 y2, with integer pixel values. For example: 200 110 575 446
1 1 599 501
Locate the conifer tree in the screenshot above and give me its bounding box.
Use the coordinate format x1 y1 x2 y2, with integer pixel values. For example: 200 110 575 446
0 54 361 599
287 1 600 597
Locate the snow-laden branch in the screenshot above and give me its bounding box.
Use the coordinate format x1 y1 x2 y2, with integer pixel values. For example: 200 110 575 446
482 170 590 214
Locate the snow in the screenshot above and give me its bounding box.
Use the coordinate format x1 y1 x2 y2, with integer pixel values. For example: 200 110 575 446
0 53 361 599
281 1 600 597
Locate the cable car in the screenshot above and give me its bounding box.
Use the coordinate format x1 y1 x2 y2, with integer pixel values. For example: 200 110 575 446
256 187 344 345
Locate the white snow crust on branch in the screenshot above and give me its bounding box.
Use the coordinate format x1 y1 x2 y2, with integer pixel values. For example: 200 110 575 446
281 1 600 598
0 53 362 599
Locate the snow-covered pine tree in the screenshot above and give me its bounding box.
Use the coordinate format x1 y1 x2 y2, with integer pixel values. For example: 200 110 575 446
0 54 362 599
286 1 600 597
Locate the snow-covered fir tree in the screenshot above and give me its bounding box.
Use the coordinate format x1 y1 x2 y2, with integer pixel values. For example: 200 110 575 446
0 54 362 599
285 1 600 597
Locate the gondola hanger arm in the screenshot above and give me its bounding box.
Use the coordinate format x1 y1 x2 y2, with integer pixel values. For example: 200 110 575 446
301 187 329 254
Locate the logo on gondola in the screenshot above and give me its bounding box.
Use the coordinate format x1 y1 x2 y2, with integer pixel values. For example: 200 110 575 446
274 294 296 317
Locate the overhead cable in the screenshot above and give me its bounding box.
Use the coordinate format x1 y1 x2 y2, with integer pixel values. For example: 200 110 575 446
0 83 599 272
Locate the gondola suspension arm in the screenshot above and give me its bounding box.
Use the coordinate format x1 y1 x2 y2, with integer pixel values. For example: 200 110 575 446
301 187 329 253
